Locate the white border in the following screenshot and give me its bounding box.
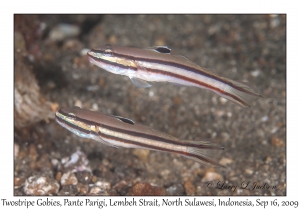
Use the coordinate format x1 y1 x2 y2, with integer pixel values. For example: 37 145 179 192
4 1 296 209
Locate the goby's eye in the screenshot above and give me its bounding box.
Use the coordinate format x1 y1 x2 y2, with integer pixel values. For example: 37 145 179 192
103 49 113 57
68 112 76 120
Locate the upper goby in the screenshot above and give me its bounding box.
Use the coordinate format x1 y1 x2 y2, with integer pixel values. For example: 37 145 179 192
87 45 262 108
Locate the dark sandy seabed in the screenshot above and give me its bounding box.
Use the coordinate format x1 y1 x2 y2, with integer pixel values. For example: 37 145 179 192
14 14 286 196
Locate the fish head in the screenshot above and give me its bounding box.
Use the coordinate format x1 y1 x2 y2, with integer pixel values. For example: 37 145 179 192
87 44 136 75
55 107 92 138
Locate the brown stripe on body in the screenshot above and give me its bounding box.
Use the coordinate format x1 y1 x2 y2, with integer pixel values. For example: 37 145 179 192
58 109 219 150
99 132 219 166
98 123 221 150
143 67 249 107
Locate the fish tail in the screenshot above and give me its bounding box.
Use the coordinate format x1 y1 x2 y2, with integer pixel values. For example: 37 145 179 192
218 79 262 108
182 140 225 167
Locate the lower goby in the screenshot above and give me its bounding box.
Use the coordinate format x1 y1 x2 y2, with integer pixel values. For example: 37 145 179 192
56 107 224 167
